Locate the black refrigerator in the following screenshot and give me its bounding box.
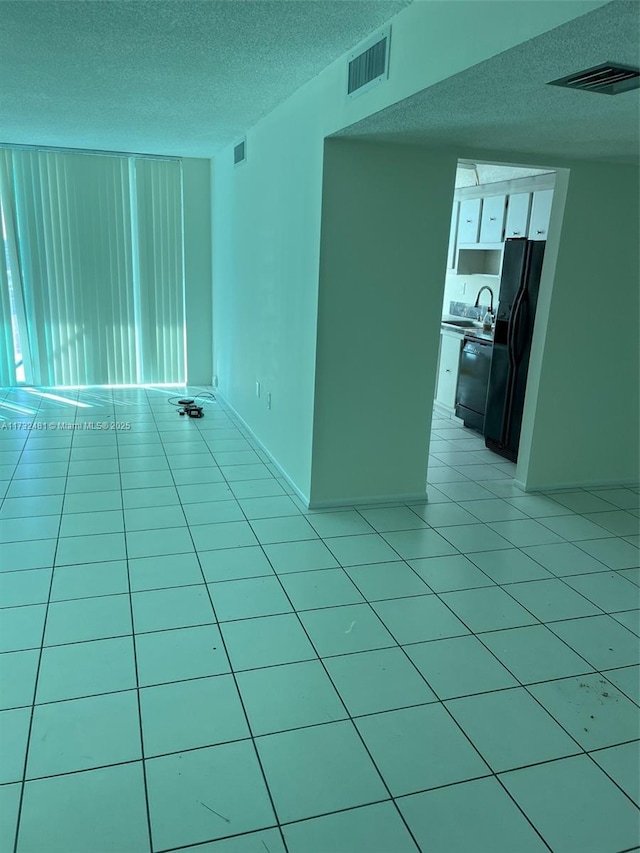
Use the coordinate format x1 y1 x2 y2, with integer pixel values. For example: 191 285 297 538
484 238 545 462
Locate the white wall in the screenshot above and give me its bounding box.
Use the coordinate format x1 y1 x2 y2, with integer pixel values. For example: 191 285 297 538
211 0 609 501
182 158 213 386
310 140 456 505
518 160 640 490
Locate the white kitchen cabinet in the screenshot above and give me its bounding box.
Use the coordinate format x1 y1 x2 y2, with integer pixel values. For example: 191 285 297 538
479 194 506 243
457 198 482 244
528 189 554 240
447 201 459 269
505 192 531 238
435 331 463 412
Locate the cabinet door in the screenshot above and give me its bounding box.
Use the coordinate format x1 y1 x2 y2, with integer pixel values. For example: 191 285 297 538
436 333 462 410
528 189 554 240
447 201 459 269
505 192 531 238
457 198 481 244
479 194 506 243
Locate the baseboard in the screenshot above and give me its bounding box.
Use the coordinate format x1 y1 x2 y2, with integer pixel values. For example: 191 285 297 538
308 491 429 510
517 475 640 493
213 391 311 507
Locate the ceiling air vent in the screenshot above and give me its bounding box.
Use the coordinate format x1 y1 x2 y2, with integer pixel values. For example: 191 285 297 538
347 27 391 98
548 62 640 96
233 138 246 166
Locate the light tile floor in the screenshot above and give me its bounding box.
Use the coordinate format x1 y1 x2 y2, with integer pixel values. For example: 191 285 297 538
0 386 639 853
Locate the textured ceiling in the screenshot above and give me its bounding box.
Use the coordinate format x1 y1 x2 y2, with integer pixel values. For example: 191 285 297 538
0 0 410 157
338 1 640 164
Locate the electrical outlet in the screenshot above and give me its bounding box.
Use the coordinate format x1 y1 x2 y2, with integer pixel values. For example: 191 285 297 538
256 381 261 399
267 393 272 410
213 375 218 388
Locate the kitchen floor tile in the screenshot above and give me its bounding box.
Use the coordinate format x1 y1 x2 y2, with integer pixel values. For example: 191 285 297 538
504 494 573 518
306 510 373 538
0 650 39 710
0 706 31 783
36 637 137 703
236 659 347 735
576 537 640 570
27 690 141 778
446 687 579 772
44 594 132 645
237 495 300 520
468 548 552 584
405 634 517 699
272 547 365 599
563 570 639 612
135 624 229 687
397 777 548 853
256 720 387 823
327 533 402 565
382 528 459 560
140 674 249 756
591 741 640 805
411 502 479 527
522 541 610 576
458 498 528 523
500 754 640 853
486 519 563 548
0 783 21 853
55 532 126 566
538 515 614 542
209 575 293 620
409 554 494 592
438 523 512 554
221 613 317 670
0 568 51 607
480 624 594 683
583 510 640 537
0 604 47 652
250 515 317 544
283 801 418 853
17 762 150 853
504 579 602 622
372 595 469 644
128 552 203 592
132 585 214 633
358 506 428 532
324 647 437 716
263 539 339 573
355 703 489 796
549 615 640 670
146 741 275 850
50 560 129 600
602 665 640 704
591 488 640 510
183 499 245 526
529 673 639 750
299 603 397 657
199 545 275 582
346 561 431 600
0 539 57 572
440 586 537 633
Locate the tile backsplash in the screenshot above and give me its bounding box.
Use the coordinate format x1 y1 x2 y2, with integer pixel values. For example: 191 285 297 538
448 301 490 320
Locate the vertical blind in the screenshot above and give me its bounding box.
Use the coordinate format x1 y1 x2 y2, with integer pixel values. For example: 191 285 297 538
0 147 185 386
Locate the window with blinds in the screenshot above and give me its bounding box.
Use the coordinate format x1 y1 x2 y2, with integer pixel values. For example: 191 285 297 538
0 147 185 387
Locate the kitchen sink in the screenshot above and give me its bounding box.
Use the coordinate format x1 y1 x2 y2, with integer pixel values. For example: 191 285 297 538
442 318 479 328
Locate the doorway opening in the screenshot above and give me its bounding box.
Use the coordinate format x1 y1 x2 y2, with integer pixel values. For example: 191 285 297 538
429 160 556 499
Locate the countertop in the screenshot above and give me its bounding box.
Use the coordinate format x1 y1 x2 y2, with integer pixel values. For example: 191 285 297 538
440 317 494 343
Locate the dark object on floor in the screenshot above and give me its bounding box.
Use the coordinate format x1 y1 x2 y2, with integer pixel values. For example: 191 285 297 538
177 399 204 418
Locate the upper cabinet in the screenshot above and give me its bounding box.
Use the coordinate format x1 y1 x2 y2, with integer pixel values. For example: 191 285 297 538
457 198 482 244
479 194 506 243
504 192 531 238
528 189 554 240
447 201 459 269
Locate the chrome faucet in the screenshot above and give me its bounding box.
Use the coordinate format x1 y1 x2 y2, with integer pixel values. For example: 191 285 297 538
474 286 494 317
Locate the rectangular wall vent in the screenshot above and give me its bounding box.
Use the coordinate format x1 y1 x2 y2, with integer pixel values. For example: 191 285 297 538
233 138 246 165
548 62 640 96
347 27 391 98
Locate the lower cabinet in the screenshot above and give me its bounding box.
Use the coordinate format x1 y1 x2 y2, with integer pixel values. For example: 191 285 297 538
435 331 463 412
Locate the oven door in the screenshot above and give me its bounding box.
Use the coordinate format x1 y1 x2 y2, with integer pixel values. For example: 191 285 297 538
455 337 493 433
